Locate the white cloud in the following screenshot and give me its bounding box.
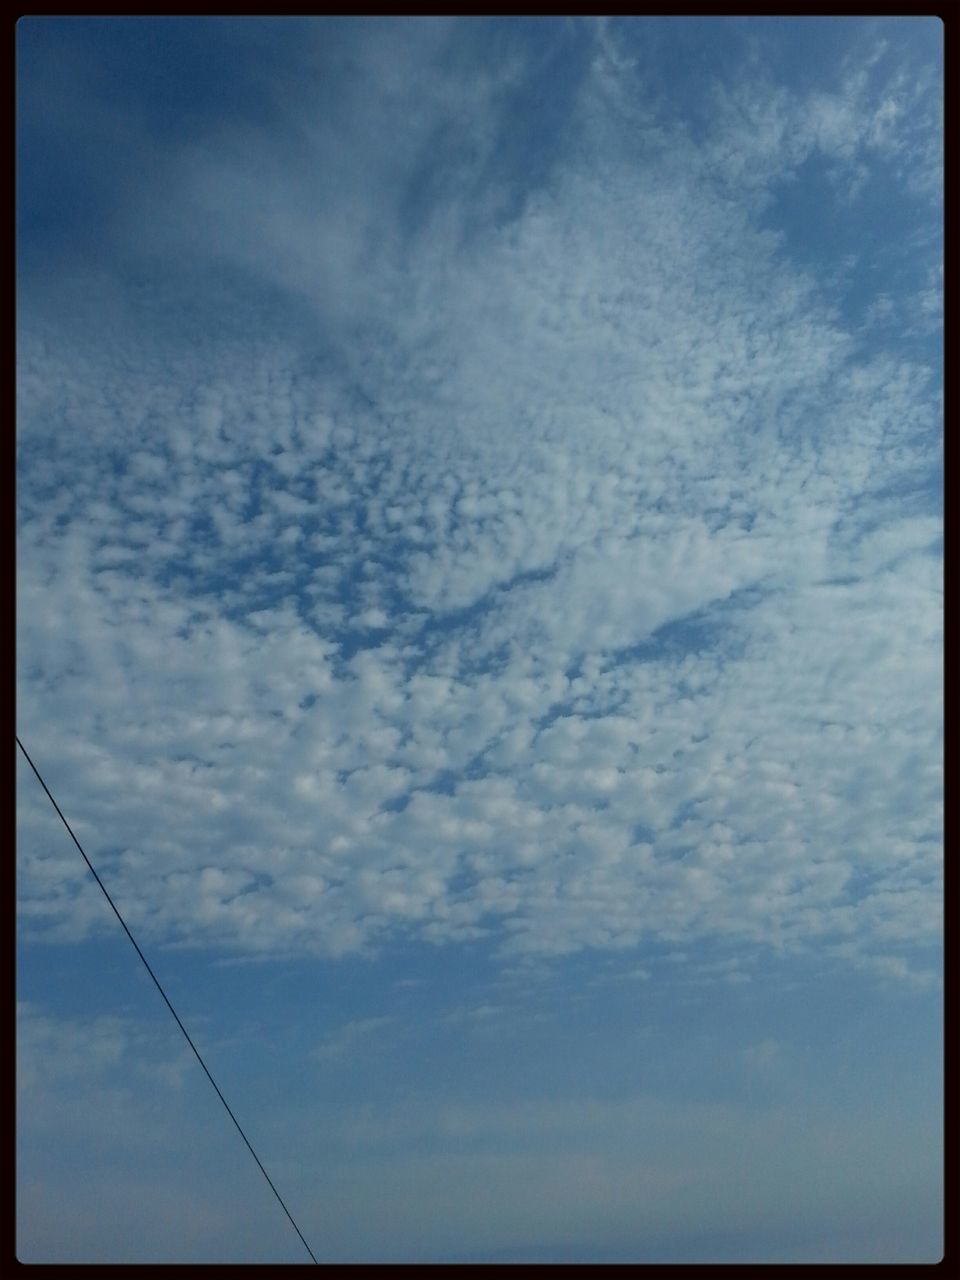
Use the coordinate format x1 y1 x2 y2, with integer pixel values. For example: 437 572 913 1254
17 20 940 982
311 1015 396 1062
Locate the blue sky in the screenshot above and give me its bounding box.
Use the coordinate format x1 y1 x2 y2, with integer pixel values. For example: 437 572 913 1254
16 16 942 1263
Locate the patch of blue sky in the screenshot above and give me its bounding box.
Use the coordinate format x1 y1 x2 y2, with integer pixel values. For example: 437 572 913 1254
16 926 942 1100
760 152 941 366
398 20 596 242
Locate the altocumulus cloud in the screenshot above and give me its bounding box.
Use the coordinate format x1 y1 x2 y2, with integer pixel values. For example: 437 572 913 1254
18 22 941 983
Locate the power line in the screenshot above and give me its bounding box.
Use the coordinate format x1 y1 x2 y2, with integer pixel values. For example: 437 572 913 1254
16 735 319 1266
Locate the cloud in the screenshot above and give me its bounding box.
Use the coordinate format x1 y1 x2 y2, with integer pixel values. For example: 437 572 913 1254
17 19 940 987
311 1015 396 1062
742 1038 780 1070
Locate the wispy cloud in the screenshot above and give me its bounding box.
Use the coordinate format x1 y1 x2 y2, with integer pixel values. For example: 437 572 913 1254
311 1015 396 1062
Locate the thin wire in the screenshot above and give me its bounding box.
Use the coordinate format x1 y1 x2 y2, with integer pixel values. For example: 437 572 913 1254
16 735 319 1265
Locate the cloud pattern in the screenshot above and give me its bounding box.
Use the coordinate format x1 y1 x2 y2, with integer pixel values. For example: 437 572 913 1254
18 19 941 985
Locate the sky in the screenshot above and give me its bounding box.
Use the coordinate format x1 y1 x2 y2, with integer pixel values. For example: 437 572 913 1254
16 16 943 1264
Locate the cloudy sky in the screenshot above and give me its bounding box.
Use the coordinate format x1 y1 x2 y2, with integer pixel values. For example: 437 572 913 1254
16 16 942 1264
